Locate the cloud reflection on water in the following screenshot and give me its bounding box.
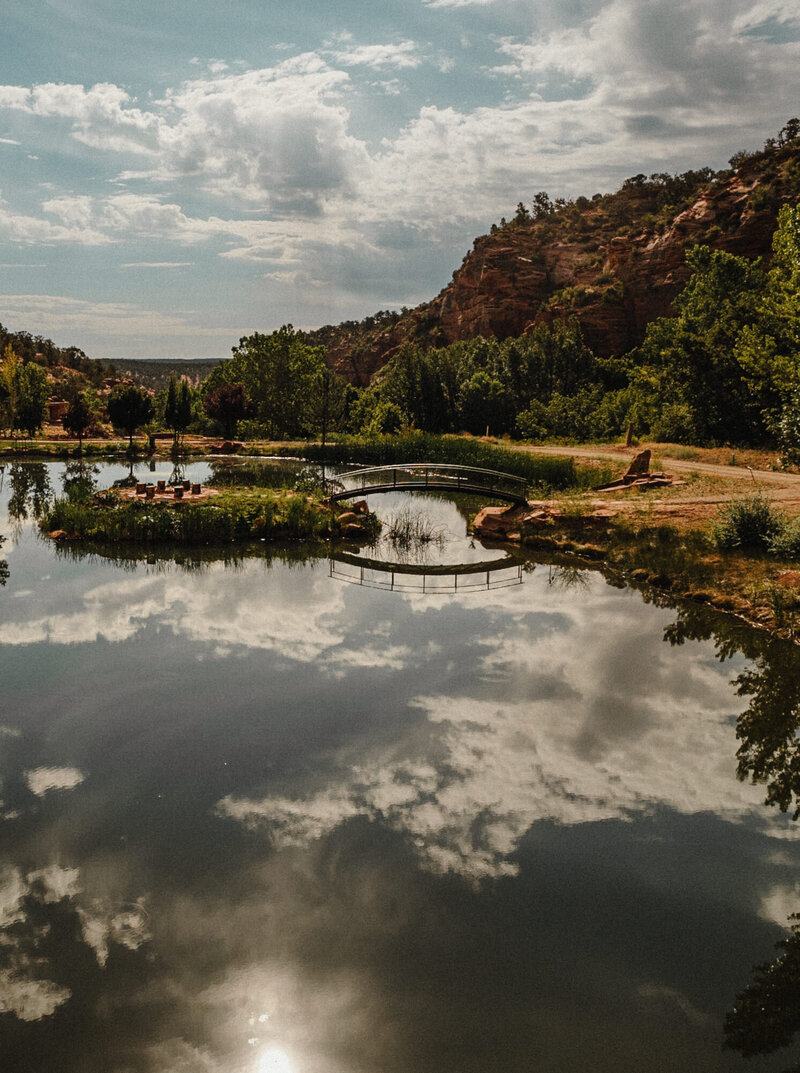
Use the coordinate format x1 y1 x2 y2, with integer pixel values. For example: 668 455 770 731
2 516 800 1071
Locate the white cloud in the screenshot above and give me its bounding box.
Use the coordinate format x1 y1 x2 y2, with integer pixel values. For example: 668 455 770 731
328 41 422 70
760 882 800 925
0 189 112 246
0 81 161 155
0 967 71 1021
0 294 234 341
0 863 150 1021
424 0 509 7
24 766 85 796
733 1 800 32
78 897 150 967
214 579 791 881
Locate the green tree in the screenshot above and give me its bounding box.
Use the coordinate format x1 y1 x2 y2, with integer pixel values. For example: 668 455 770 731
202 383 255 439
164 375 194 447
632 245 768 443
203 325 326 438
62 391 94 449
0 344 22 434
107 384 154 450
725 914 800 1065
362 398 407 436
15 362 49 437
736 204 800 438
307 366 351 449
457 370 512 435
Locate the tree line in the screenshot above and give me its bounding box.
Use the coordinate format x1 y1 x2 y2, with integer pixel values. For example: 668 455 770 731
190 198 798 451
1 205 798 452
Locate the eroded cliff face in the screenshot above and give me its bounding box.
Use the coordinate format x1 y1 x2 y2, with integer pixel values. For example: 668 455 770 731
322 145 798 383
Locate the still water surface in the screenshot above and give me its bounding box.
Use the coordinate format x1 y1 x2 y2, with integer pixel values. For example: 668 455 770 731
1 459 800 1072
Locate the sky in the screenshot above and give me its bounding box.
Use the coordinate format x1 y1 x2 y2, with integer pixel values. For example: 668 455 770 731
0 0 798 360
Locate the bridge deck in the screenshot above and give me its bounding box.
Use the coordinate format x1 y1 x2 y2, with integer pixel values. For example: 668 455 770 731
326 480 526 504
325 463 529 505
329 552 524 593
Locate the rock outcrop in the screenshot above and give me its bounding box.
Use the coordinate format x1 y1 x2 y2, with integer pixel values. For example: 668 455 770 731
319 141 799 384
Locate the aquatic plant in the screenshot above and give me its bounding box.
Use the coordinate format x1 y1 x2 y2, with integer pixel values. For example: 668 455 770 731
384 506 446 552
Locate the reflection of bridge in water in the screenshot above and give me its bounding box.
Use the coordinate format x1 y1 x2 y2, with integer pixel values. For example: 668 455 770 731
329 550 525 594
325 464 528 505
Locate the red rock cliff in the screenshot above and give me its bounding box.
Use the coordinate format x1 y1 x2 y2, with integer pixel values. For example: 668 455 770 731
317 142 799 383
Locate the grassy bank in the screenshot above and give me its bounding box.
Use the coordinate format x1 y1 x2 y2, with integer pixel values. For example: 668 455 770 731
289 433 615 491
41 487 379 547
513 505 800 640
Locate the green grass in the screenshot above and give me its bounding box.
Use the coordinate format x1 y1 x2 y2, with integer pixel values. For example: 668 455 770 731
41 487 378 547
287 432 612 492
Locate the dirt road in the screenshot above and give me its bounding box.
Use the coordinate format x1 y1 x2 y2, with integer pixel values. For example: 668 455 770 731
520 443 800 485
517 443 800 522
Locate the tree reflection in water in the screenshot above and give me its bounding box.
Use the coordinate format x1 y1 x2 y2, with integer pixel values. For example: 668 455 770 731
661 598 800 1064
6 462 52 536
61 460 99 503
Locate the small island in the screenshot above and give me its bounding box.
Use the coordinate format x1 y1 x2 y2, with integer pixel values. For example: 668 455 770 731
42 481 380 547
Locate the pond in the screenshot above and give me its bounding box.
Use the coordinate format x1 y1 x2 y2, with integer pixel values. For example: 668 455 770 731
1 459 800 1073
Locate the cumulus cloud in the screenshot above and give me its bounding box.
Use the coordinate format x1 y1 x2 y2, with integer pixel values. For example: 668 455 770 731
0 3 795 302
734 1 800 32
0 190 111 246
328 41 422 69
493 0 800 128
0 562 408 671
214 578 785 880
77 898 151 967
0 81 161 155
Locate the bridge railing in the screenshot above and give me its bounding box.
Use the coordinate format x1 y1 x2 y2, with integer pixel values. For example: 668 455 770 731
328 463 528 501
329 556 524 594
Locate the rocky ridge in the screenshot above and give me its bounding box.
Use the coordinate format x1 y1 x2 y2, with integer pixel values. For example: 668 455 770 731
319 139 800 384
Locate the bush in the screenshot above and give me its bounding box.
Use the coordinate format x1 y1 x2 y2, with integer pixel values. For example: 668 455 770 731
650 402 700 444
712 495 783 551
767 516 800 559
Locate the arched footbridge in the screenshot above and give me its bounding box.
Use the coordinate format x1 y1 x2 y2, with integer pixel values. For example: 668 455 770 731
329 550 525 594
325 464 529 505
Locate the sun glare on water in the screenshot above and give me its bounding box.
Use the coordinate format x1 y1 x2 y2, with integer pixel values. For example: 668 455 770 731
257 1048 293 1073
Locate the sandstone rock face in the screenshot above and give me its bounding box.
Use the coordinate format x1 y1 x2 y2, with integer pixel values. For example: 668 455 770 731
322 146 797 383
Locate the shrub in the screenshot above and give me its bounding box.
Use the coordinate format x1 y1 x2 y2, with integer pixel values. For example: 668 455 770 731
767 516 800 559
712 495 782 551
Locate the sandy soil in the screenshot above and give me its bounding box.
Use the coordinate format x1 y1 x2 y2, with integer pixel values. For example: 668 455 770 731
519 443 800 526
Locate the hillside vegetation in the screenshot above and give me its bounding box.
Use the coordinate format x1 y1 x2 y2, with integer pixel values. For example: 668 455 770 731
310 121 800 387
